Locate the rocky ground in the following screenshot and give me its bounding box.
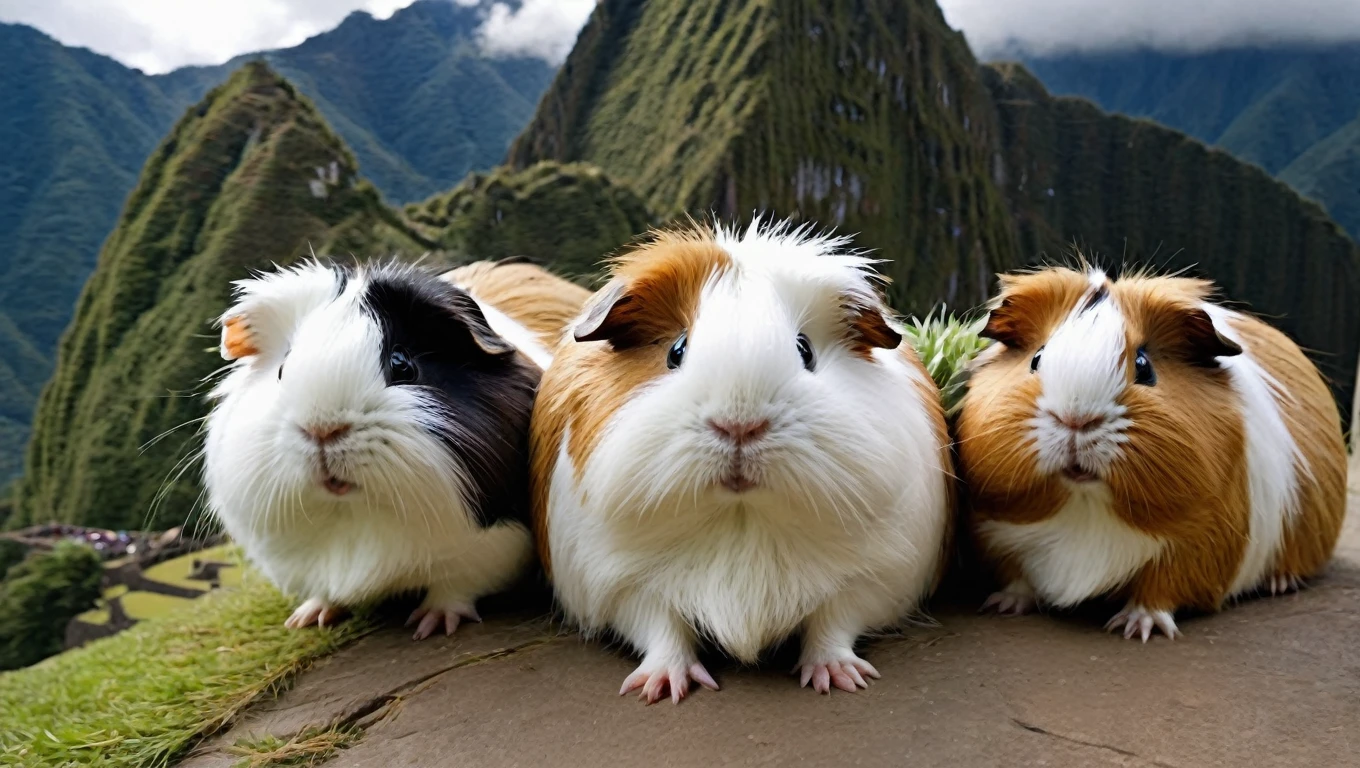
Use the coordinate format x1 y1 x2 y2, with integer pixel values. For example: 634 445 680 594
181 479 1360 768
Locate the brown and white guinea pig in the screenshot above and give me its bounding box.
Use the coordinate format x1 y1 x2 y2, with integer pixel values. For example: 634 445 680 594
204 259 588 640
957 267 1347 641
530 220 954 703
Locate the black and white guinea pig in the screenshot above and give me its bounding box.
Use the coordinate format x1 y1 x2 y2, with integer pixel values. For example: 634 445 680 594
204 259 586 640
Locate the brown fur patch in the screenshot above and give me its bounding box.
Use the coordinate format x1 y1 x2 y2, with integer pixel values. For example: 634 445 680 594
528 232 732 574
221 316 258 359
847 303 903 359
979 268 1091 349
443 261 592 353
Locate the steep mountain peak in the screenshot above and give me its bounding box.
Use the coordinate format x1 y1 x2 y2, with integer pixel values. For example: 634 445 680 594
509 0 1020 310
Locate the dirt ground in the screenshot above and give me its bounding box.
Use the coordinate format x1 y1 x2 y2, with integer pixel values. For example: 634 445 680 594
181 480 1360 768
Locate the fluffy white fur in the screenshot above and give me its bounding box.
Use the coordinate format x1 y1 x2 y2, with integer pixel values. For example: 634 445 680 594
204 262 532 637
1203 304 1305 597
547 220 952 697
980 485 1166 608
981 274 1304 634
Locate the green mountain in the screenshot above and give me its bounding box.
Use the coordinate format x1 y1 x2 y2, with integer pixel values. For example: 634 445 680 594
0 0 555 486
406 161 655 281
157 0 556 205
1020 45 1360 242
508 0 1019 310
11 63 430 531
0 23 185 486
510 0 1360 417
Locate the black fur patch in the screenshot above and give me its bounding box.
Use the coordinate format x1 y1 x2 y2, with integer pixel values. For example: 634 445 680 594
1079 284 1109 315
362 264 539 529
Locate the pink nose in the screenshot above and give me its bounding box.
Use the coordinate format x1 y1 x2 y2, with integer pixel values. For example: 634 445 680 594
709 418 770 445
1053 412 1105 432
303 423 352 446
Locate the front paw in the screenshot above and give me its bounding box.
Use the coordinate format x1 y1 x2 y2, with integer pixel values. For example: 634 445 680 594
796 649 881 694
406 597 480 641
980 579 1037 616
285 597 348 629
620 655 720 705
1104 603 1180 642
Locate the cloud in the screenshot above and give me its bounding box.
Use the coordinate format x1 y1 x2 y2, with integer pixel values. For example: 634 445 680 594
938 0 1360 57
477 0 595 63
0 0 413 73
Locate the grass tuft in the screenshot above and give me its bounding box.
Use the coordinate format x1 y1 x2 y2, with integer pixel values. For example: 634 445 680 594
0 573 372 767
900 310 991 417
227 724 362 768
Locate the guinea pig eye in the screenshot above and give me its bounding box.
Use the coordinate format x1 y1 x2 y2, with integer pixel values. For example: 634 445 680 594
1030 345 1045 373
1134 347 1156 386
277 363 284 381
666 332 687 370
388 346 418 385
796 333 815 371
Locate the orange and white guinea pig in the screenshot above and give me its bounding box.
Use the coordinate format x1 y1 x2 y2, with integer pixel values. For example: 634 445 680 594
957 267 1347 641
529 220 953 703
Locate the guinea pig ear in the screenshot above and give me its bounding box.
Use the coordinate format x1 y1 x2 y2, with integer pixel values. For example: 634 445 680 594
980 295 1028 348
219 315 260 361
573 279 635 344
447 292 516 357
847 302 902 351
1179 306 1242 366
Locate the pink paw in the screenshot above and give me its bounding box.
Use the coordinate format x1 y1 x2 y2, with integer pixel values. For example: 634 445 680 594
1105 604 1180 642
285 597 347 629
619 659 720 705
406 601 480 641
797 652 881 694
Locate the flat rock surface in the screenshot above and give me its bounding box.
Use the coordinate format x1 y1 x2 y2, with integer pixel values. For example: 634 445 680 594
183 481 1360 768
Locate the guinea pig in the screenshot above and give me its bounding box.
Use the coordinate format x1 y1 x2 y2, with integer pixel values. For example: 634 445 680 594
204 258 588 640
957 267 1347 641
530 220 954 703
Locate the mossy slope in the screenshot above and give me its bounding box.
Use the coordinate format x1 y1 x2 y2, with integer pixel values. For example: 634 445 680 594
13 62 428 531
508 0 1018 310
406 161 654 281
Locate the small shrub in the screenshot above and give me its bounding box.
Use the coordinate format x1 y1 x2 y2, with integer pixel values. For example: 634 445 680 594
0 541 103 671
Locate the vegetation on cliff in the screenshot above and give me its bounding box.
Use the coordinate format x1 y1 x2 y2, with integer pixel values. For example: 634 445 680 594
1022 44 1360 242
406 161 654 281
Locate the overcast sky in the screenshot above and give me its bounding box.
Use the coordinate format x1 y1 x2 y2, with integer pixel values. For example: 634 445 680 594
3 0 1360 74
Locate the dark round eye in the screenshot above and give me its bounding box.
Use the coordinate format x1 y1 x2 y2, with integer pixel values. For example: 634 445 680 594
389 346 418 385
796 333 815 371
1134 347 1156 386
1030 345 1045 373
667 332 687 370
